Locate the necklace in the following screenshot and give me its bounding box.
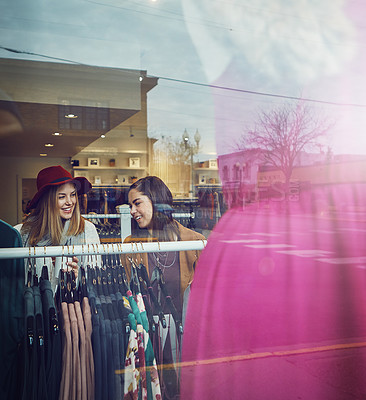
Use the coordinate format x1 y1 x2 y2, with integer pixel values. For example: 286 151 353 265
152 251 177 269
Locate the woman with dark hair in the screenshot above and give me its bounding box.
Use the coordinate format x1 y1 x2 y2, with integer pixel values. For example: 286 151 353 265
124 176 205 318
14 165 100 291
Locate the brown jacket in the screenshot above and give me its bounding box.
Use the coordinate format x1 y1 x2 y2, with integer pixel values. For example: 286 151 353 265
122 222 206 302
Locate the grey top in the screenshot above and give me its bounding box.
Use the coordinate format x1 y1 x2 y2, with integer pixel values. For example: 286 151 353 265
14 219 100 292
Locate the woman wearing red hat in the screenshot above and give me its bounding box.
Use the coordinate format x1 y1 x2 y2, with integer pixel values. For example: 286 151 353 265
14 165 100 291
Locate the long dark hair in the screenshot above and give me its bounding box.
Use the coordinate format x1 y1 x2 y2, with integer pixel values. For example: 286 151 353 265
129 176 180 241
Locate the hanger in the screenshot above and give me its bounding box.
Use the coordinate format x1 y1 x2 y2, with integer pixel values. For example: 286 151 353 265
95 267 104 297
78 266 88 299
121 265 131 293
60 270 67 303
100 267 110 297
135 264 155 333
106 264 115 295
71 270 78 302
130 259 142 295
27 262 33 287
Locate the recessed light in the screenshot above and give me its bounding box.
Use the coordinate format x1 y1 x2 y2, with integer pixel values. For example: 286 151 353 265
65 113 78 119
52 132 62 136
45 143 54 147
40 153 47 157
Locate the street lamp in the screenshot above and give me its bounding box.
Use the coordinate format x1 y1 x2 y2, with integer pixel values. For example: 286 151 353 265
182 128 201 198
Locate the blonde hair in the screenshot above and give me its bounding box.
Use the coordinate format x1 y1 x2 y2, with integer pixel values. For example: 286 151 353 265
22 184 85 246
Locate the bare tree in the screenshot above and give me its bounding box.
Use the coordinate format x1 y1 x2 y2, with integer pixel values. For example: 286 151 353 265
240 101 331 193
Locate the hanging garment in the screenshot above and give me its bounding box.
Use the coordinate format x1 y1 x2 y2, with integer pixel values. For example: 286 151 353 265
0 220 25 400
33 285 48 400
99 293 116 400
58 301 73 400
110 291 126 392
79 266 95 400
22 285 37 400
74 300 87 400
123 305 140 400
89 287 103 400
39 274 62 400
81 296 95 400
161 321 179 400
68 301 82 400
135 293 161 400
94 293 109 400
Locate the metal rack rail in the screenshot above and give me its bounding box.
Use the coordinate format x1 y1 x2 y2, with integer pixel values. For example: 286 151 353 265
0 240 207 260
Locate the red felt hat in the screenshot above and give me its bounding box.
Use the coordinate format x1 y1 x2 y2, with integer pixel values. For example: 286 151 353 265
26 165 92 212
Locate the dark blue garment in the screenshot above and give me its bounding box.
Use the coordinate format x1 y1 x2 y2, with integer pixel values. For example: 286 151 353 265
100 295 114 400
23 286 37 400
40 278 61 400
91 311 102 400
96 296 109 400
33 286 48 400
89 287 103 400
0 220 25 400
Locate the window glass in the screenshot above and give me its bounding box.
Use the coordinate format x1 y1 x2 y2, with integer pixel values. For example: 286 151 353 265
1 1 366 398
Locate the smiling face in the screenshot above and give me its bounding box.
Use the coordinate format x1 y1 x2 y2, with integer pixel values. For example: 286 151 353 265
128 188 154 231
56 182 77 220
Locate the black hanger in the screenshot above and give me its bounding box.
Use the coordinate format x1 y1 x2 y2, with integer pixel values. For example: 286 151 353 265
65 271 73 303
71 270 78 302
100 267 110 296
121 265 131 293
78 266 88 299
111 263 120 294
60 270 67 303
135 264 155 333
117 264 128 294
27 264 32 287
95 267 104 297
106 265 115 295
87 265 96 291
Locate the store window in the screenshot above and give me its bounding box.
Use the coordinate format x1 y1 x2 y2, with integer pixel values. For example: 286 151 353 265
2 2 366 399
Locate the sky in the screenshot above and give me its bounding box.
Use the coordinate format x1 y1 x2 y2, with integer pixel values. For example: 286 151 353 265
1 0 366 158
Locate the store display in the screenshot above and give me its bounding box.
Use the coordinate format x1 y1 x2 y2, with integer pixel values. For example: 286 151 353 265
88 158 100 167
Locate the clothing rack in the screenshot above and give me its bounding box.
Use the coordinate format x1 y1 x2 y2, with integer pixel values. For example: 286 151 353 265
0 239 207 260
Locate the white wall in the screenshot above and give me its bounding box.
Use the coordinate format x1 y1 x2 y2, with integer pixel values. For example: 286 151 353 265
0 156 71 226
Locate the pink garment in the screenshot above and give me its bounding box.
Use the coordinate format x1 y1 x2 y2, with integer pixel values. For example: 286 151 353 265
82 296 95 400
74 301 87 400
68 303 82 400
181 184 366 400
59 302 72 400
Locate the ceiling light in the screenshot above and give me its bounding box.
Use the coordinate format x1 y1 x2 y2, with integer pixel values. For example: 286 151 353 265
40 153 47 157
65 113 78 119
45 143 54 147
101 134 106 138
52 132 62 136
139 76 144 82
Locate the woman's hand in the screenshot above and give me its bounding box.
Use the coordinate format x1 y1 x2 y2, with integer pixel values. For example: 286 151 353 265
65 256 79 279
